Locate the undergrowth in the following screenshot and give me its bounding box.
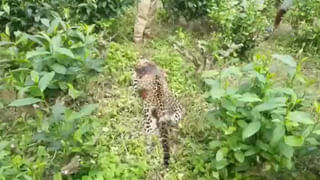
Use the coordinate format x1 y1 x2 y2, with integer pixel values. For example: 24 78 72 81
1 1 320 179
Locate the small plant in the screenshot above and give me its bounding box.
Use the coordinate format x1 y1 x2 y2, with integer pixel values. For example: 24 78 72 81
1 19 104 106
0 0 134 37
202 54 319 178
287 0 320 53
208 0 272 56
161 0 211 20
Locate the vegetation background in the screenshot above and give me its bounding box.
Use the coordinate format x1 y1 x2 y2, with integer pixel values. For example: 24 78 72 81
0 0 319 179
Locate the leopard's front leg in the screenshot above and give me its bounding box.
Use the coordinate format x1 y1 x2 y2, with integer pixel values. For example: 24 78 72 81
143 104 159 154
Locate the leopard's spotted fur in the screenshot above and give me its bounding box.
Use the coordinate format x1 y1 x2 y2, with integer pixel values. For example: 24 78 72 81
132 59 184 167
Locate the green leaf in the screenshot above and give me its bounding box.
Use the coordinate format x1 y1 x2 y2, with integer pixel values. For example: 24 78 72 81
49 18 61 34
39 72 55 92
210 88 225 99
252 97 287 112
73 129 83 143
0 141 9 151
9 98 42 107
26 51 50 59
29 86 43 97
30 71 39 83
237 93 261 103
287 111 314 125
313 129 320 135
279 142 294 159
3 4 10 14
221 99 236 112
77 104 98 119
234 151 245 163
214 159 229 170
53 172 62 180
51 34 61 50
270 123 285 147
306 137 320 145
68 84 81 100
41 117 49 132
55 48 75 59
281 157 293 169
41 18 50 27
237 120 248 128
51 63 67 74
221 66 242 79
242 121 261 139
302 126 313 138
0 41 13 46
20 33 44 46
244 148 257 156
52 103 66 121
209 141 222 150
284 136 304 147
216 149 224 161
272 54 296 68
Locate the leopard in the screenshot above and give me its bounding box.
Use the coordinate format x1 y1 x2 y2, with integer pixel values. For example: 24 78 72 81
132 58 184 167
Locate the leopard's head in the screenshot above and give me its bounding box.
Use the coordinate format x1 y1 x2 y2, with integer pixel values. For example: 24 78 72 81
134 58 167 79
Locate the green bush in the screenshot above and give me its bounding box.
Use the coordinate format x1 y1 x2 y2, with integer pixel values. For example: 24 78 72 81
208 0 272 56
0 0 134 36
287 0 320 53
0 103 99 179
200 54 319 178
161 0 211 20
1 19 104 104
64 0 134 24
0 0 59 35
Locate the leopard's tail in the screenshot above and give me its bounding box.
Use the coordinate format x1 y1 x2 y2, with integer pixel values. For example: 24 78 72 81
154 73 170 167
159 120 170 167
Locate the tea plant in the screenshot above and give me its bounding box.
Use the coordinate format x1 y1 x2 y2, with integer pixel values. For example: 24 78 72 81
0 0 134 37
208 0 273 56
202 54 319 178
161 0 211 20
286 0 320 53
1 19 104 106
0 103 99 179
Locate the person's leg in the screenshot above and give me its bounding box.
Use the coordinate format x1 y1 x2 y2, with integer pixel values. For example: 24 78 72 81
134 0 151 43
274 0 293 30
144 0 158 39
274 9 287 30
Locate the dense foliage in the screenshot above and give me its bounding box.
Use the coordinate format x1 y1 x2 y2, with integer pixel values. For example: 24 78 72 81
161 0 211 20
0 0 133 36
287 0 320 53
0 0 319 179
202 54 319 178
2 19 103 103
208 0 273 55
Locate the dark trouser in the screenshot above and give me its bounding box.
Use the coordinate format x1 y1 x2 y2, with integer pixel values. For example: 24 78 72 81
274 0 293 30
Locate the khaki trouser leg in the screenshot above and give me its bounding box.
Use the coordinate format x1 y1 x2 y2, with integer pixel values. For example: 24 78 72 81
134 0 151 43
144 0 158 38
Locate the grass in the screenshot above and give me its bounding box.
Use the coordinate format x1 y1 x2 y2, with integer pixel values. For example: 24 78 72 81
1 5 320 180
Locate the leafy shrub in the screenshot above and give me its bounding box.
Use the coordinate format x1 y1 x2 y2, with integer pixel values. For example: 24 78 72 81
200 54 319 178
161 0 211 20
208 0 272 56
287 0 320 53
0 103 99 179
63 0 134 24
0 0 61 36
1 19 104 104
0 0 134 36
